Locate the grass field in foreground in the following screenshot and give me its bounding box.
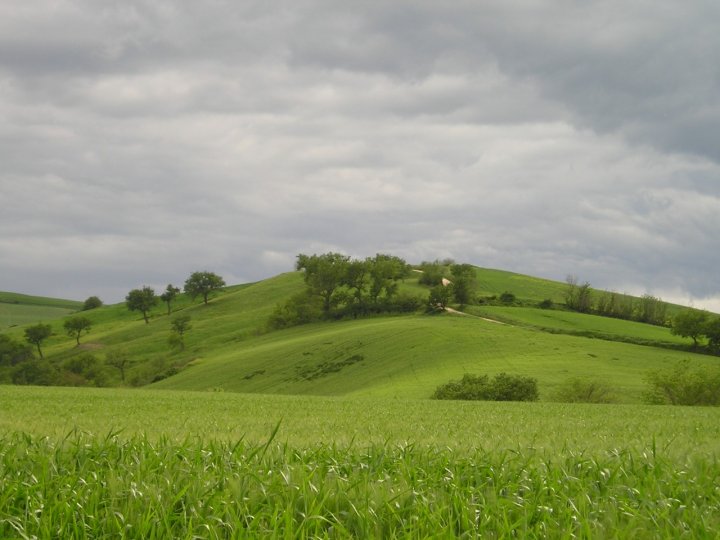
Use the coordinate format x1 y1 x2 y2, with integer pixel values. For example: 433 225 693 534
1 386 719 538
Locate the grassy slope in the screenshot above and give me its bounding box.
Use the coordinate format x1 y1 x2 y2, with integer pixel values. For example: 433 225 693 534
0 291 82 329
154 312 714 402
3 266 714 403
466 306 688 346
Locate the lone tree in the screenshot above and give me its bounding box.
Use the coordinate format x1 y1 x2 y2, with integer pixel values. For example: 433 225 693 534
184 271 226 305
160 284 181 315
106 350 130 383
24 323 52 359
126 286 158 324
169 314 192 351
671 309 708 348
64 316 92 346
82 296 103 311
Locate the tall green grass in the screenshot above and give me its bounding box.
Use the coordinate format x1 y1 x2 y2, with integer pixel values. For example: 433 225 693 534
2 430 718 538
1 386 720 537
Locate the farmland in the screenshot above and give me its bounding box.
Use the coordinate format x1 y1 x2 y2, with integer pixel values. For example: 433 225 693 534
0 291 81 330
2 265 720 536
1 386 719 537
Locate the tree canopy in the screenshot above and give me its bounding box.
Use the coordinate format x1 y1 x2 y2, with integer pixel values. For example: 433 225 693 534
184 272 226 305
671 309 708 347
126 286 158 324
160 284 181 315
64 316 92 346
24 323 52 359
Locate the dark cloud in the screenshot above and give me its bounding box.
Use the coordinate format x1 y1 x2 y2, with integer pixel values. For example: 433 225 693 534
0 1 718 311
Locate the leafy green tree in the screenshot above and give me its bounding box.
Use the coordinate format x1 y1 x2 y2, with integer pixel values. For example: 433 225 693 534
24 323 52 359
184 272 226 305
703 316 720 353
635 294 668 326
267 291 323 329
160 284 181 315
427 284 451 313
64 316 92 346
368 254 408 305
106 350 130 382
0 334 32 367
342 259 370 317
450 264 477 307
126 286 158 324
417 260 446 286
168 314 192 351
671 309 708 347
565 275 592 313
82 296 103 311
296 253 350 315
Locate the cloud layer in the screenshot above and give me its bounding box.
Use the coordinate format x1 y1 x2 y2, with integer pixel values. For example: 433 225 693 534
1 1 719 309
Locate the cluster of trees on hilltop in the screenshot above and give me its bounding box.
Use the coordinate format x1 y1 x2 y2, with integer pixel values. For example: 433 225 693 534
269 254 481 328
269 253 422 328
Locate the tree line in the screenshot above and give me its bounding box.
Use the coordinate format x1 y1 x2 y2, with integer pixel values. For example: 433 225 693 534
0 270 225 387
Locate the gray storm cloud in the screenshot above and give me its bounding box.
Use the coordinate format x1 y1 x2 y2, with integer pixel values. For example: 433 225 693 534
0 1 718 310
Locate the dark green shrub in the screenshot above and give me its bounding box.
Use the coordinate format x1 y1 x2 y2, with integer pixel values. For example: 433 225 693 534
268 291 323 329
499 291 516 304
538 299 553 309
491 372 539 401
644 361 720 406
82 296 103 310
11 360 56 385
433 373 539 402
553 378 616 403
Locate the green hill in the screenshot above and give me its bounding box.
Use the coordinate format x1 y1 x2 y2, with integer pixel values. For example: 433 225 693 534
1 266 715 403
0 291 82 329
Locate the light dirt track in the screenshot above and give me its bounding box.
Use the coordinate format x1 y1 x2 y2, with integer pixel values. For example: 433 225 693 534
444 306 507 325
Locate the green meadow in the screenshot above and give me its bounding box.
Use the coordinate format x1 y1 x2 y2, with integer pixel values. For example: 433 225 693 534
0 291 81 329
1 386 719 538
2 266 719 537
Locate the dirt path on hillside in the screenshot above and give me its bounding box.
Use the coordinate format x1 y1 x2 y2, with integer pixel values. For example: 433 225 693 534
444 307 507 325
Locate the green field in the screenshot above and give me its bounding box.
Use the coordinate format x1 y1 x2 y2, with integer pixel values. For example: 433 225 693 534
2 269 714 403
0 291 82 329
465 306 688 346
2 266 720 537
1 386 719 537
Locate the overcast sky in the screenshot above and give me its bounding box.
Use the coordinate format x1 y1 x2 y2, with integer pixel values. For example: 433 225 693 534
1 1 719 310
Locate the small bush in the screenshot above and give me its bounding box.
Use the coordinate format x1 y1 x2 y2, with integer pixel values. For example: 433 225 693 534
82 296 103 311
538 299 553 309
644 361 720 406
433 373 539 402
499 291 516 304
553 378 616 404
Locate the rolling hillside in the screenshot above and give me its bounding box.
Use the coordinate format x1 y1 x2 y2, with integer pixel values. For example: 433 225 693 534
0 291 82 329
1 266 715 402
